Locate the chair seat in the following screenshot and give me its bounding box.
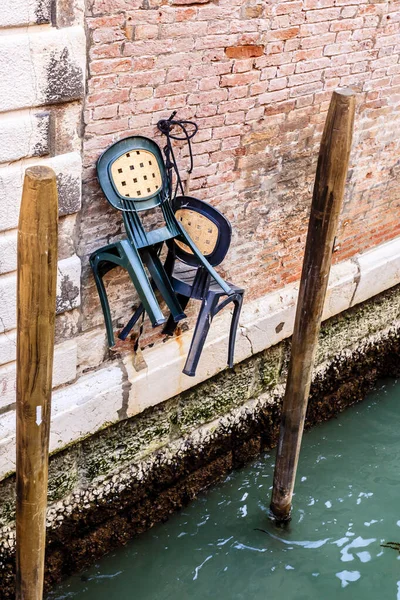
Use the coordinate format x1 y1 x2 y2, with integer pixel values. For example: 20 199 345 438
172 263 243 299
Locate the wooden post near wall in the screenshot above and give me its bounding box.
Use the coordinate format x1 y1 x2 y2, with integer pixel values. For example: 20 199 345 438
16 167 58 599
269 89 356 523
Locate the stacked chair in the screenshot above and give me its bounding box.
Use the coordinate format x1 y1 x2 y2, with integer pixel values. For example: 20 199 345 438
90 115 244 376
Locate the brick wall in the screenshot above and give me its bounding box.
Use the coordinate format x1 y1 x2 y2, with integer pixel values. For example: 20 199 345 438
81 0 400 357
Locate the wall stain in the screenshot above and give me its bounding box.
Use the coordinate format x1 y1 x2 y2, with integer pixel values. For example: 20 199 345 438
45 48 84 105
56 273 80 313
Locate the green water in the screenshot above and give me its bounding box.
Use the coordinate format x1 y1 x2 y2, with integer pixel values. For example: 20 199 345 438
49 378 400 600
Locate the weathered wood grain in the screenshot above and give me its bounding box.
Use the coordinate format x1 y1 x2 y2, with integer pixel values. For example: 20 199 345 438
270 89 356 522
16 166 58 599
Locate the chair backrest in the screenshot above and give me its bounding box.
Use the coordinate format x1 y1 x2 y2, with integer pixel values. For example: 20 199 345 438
97 136 180 248
97 136 168 212
172 196 232 267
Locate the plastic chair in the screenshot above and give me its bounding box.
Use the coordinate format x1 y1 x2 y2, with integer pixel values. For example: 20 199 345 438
90 136 233 347
119 195 244 377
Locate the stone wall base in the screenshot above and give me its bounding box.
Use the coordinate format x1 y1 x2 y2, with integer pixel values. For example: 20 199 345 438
0 285 399 597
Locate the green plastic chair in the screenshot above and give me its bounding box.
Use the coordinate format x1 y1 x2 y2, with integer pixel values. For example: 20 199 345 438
90 136 232 347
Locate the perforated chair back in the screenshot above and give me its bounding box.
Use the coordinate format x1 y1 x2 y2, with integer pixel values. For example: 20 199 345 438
97 136 168 210
172 196 231 267
110 149 163 200
97 136 180 248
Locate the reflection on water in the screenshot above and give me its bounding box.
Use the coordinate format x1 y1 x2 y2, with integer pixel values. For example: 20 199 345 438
49 379 400 600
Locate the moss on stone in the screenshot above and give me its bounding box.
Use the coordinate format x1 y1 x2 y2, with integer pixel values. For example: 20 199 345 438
0 285 399 539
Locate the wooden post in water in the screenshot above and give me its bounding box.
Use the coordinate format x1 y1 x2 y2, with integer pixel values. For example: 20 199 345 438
16 167 58 599
270 89 356 522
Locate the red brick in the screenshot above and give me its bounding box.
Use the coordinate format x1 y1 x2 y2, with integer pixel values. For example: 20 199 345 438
87 88 130 107
300 32 336 49
303 0 335 8
93 104 118 120
90 43 122 60
220 72 259 87
306 8 341 22
259 89 290 105
225 45 265 59
90 58 131 75
269 27 300 41
288 70 322 87
135 24 159 40
300 22 330 36
295 57 331 73
154 81 194 97
92 27 126 44
324 42 359 56
86 117 130 135
289 80 323 97
233 59 255 73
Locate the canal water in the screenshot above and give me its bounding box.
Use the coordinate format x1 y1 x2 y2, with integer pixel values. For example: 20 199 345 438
49 378 400 600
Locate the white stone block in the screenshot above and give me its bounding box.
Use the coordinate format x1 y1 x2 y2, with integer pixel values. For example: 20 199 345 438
0 272 17 334
0 410 14 442
53 340 78 388
0 152 82 233
77 329 108 374
0 330 16 366
0 254 81 333
0 362 15 409
0 340 77 409
0 1 51 27
323 259 359 320
0 365 123 479
241 286 298 357
0 110 49 164
53 0 85 28
351 237 400 307
56 254 81 314
50 366 123 450
0 414 16 478
0 231 17 275
0 26 85 114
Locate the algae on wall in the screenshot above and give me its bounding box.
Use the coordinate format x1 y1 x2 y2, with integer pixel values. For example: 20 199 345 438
1 285 399 532
0 286 400 598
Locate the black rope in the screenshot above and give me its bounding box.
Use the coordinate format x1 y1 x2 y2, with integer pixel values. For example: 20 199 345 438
157 111 198 200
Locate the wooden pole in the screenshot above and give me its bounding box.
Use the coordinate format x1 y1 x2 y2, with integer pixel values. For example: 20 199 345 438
269 89 356 522
16 166 58 599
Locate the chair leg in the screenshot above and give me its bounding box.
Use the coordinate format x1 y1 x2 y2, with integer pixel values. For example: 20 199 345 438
121 240 166 327
227 292 244 369
118 304 145 341
142 248 186 323
91 260 116 347
183 293 219 377
163 295 190 336
176 223 233 296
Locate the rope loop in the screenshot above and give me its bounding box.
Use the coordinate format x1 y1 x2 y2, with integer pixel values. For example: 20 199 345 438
157 112 198 199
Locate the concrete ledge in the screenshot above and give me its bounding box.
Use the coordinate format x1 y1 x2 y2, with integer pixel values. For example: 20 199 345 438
351 238 400 307
0 235 399 480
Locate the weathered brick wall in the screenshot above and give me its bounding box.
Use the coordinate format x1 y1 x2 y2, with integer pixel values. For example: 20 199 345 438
80 0 400 358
